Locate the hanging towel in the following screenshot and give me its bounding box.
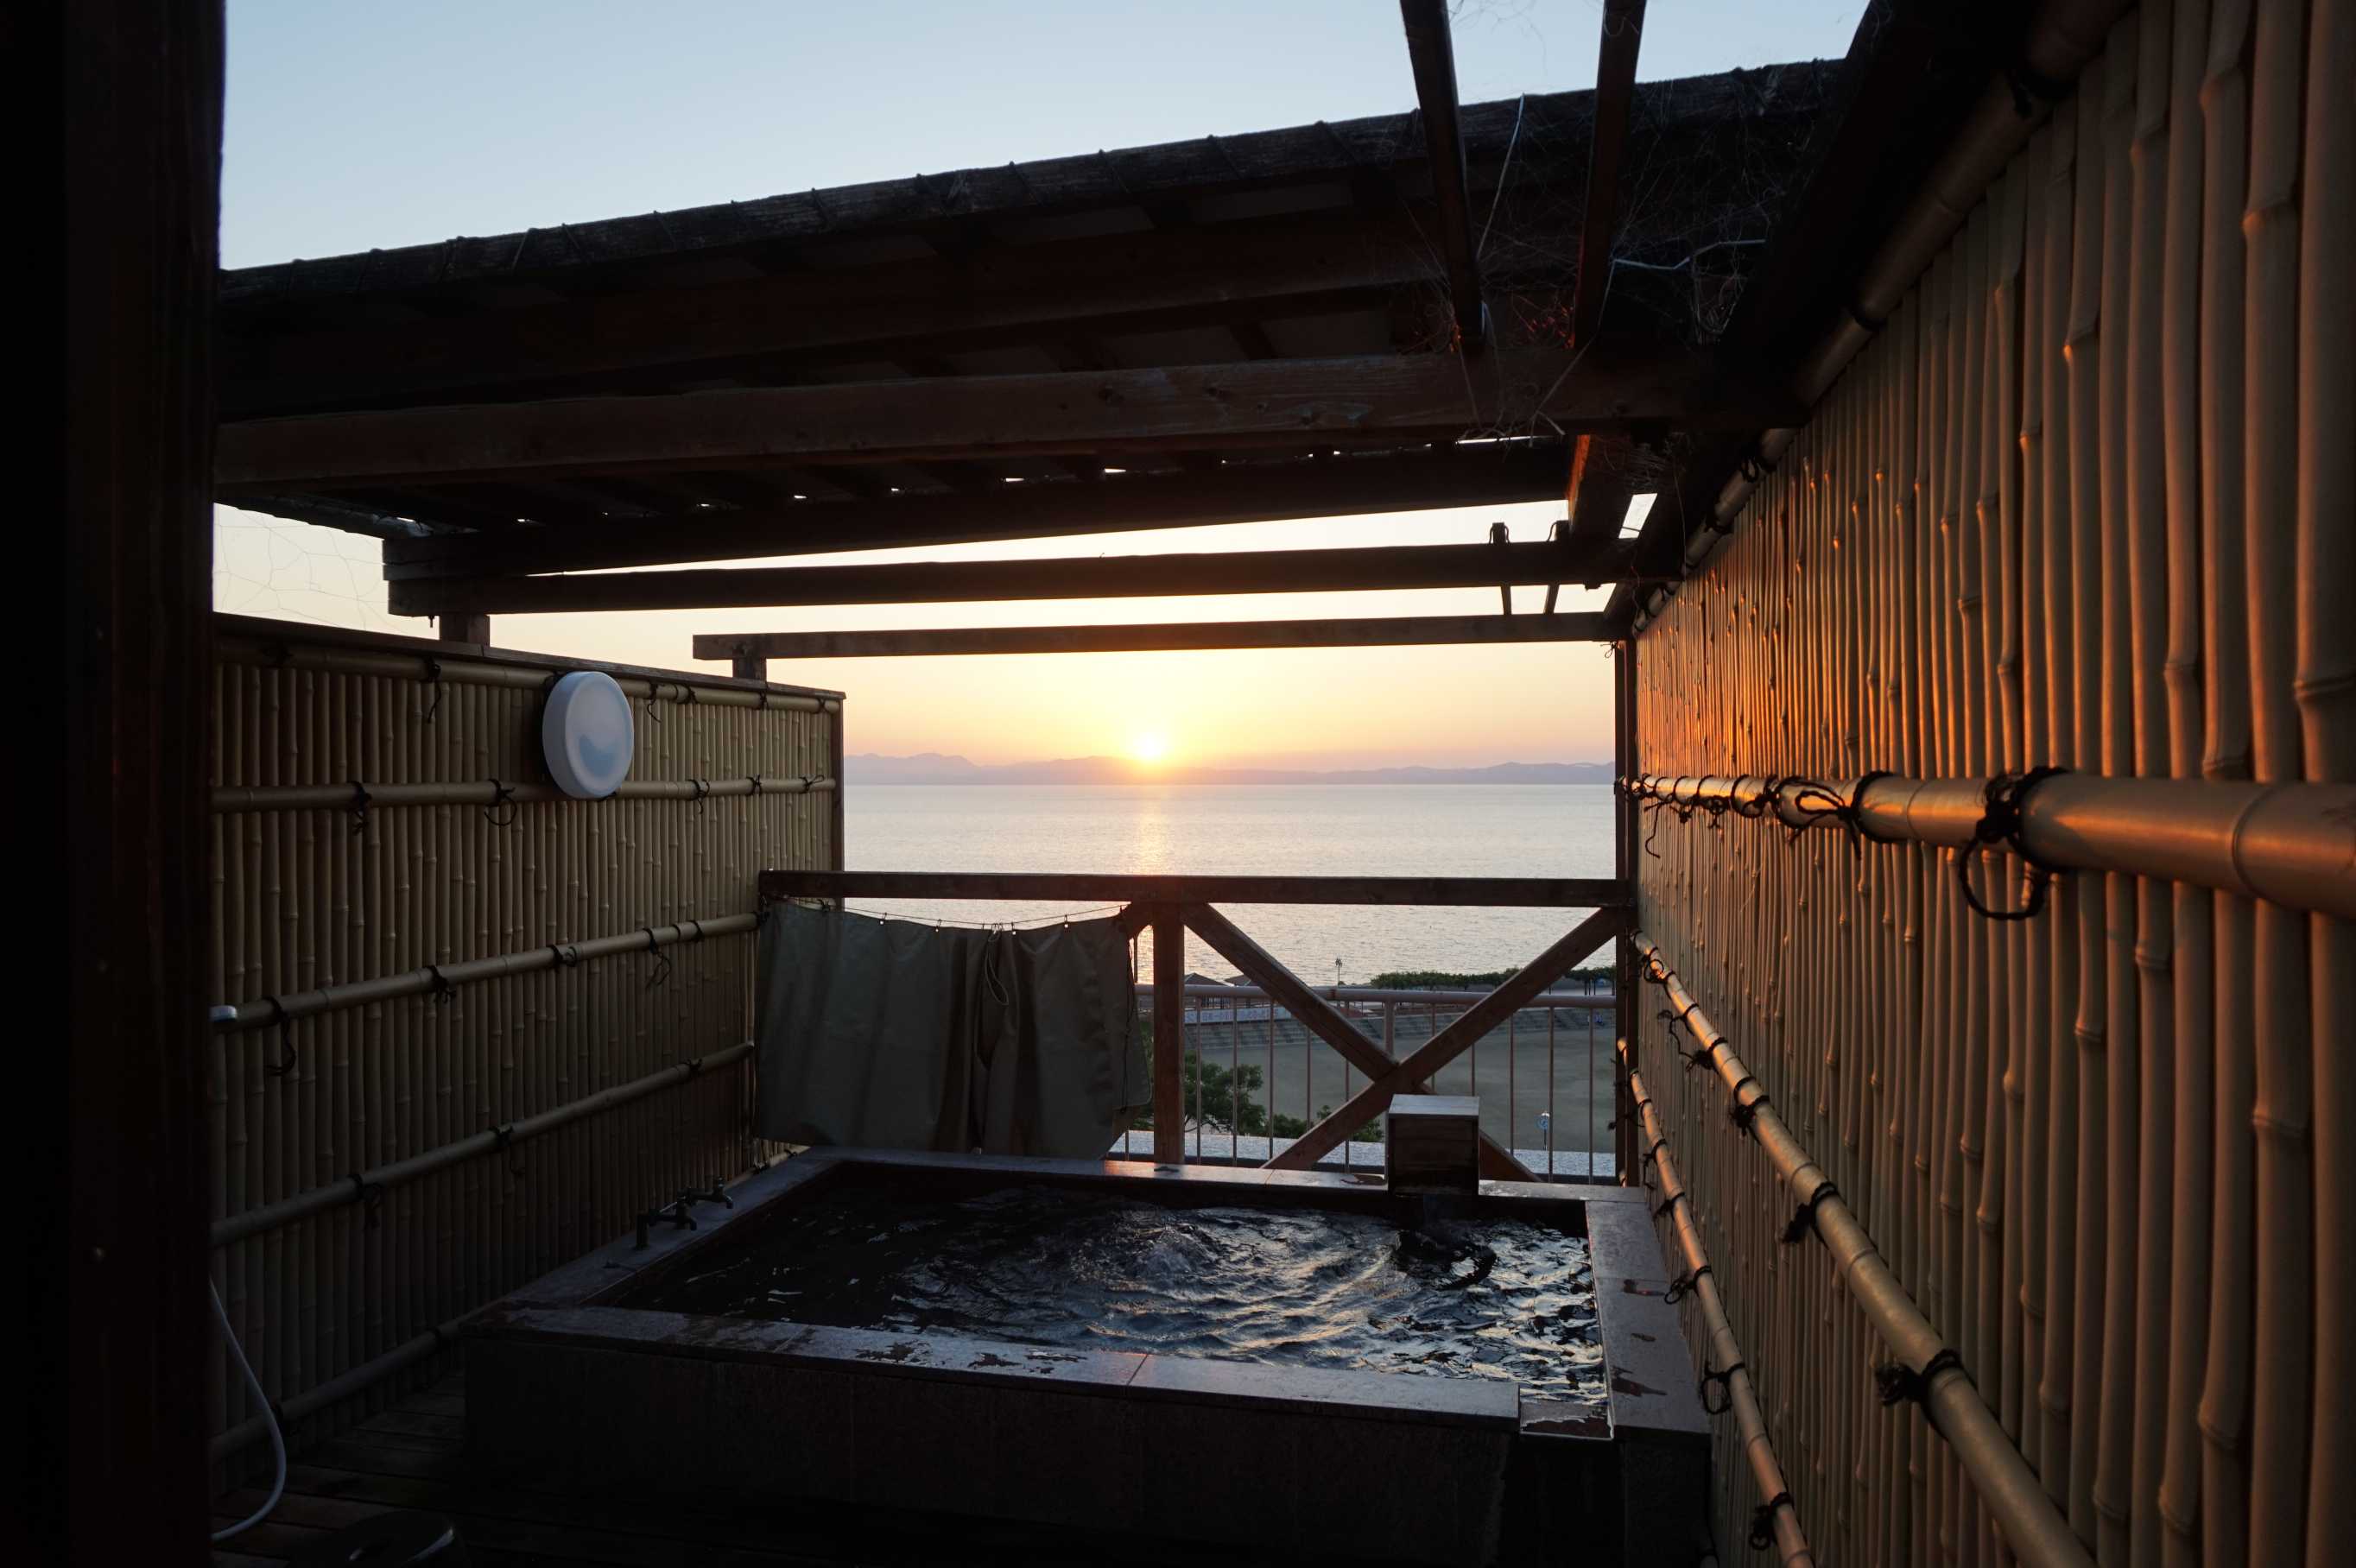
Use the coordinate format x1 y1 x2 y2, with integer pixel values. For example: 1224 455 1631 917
753 904 1148 1156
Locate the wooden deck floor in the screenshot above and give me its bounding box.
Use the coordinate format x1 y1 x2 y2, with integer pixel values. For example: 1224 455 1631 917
208 1371 1270 1567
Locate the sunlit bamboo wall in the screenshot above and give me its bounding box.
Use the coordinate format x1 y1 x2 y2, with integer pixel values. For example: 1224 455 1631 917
205 619 840 1457
1628 2 2349 1563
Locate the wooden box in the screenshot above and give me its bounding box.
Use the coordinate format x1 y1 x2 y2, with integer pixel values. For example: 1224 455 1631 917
1384 1094 1483 1193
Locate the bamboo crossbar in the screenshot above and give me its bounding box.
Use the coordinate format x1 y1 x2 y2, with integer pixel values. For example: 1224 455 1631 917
207 1314 467 1466
211 914 760 1031
209 1041 755 1250
1624 771 2356 919
212 775 835 814
217 637 841 711
1622 1045 1814 1567
1630 933 2092 1568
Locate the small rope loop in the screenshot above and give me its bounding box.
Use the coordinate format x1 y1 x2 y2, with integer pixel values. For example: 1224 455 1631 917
643 927 673 989
346 781 372 837
746 775 763 797
1666 1263 1712 1305
549 943 580 970
1781 1179 1841 1245
483 780 520 828
491 1122 524 1178
1876 1346 1968 1407
1654 1190 1687 1221
1699 1361 1745 1415
425 965 458 1007
1960 766 2071 921
688 777 711 813
1730 775 1779 820
356 1179 387 1229
1748 1492 1796 1551
1728 1089 1765 1139
420 658 445 723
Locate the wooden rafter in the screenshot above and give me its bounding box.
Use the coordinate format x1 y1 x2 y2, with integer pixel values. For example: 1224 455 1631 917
691 613 1611 662
1264 906 1626 1172
757 872 1623 907
1571 0 1648 346
1398 0 1485 350
218 347 1796 495
221 213 1440 415
375 442 1573 581
389 537 1647 617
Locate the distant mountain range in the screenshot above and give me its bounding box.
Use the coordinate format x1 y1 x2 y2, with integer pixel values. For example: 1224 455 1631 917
845 753 1615 786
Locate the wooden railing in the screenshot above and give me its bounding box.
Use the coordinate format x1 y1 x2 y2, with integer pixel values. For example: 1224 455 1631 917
757 870 1631 1179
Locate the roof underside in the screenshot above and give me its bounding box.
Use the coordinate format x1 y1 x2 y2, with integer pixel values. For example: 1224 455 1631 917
216 62 1836 583
212 1 2021 626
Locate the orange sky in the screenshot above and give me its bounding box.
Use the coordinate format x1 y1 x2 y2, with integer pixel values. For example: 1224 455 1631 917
216 500 1620 769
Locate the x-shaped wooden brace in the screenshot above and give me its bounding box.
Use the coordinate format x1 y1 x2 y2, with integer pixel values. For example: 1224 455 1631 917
1228 903 1628 1175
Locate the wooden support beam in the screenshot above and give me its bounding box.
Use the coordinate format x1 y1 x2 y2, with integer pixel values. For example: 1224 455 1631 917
391 538 1644 617
758 871 1625 907
729 653 767 682
42 0 222 1553
437 613 489 645
377 442 1574 580
694 613 1611 661
1151 907 1186 1165
220 212 1441 415
1181 903 1533 1179
1571 0 1647 345
1264 907 1625 1172
1399 0 1485 350
218 347 1799 494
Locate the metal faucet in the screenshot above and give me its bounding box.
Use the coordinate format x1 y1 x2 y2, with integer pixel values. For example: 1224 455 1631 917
631 1184 732 1249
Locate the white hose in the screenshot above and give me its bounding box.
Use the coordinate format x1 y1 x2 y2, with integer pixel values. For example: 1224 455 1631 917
207 1279 286 1542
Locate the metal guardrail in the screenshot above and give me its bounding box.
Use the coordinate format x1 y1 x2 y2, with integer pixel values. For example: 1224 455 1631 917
1132 979 1618 1173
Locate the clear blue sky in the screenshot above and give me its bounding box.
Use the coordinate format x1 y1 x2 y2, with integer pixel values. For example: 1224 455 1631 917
218 2 1865 767
223 1 1865 268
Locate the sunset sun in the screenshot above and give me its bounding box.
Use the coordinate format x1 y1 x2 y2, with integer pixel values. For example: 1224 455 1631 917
1127 731 1171 766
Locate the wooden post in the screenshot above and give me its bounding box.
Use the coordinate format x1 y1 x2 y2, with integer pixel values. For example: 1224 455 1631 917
1152 907 1186 1165
438 612 490 644
731 653 768 682
39 0 222 1555
1614 635 1639 1181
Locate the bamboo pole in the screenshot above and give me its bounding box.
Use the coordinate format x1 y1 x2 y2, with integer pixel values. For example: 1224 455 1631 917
210 914 758 1030
212 774 835 813
2293 4 2353 1564
1629 932 2093 1568
2189 3 2258 1553
211 1040 754 1249
217 635 841 711
1621 774 2354 918
2242 1 2314 1560
1624 1045 1816 1566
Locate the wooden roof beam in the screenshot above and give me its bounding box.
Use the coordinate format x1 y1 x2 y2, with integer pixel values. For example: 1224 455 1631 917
219 212 1436 416
390 536 1650 618
218 347 1797 494
1571 0 1648 345
1399 0 1485 351
692 612 1612 661
377 441 1572 580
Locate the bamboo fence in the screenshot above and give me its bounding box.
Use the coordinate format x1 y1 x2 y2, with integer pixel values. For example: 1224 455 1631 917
1624 2 2351 1563
205 622 840 1466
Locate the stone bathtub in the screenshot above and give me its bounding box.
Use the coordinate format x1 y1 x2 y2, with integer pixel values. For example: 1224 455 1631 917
465 1148 1709 1565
